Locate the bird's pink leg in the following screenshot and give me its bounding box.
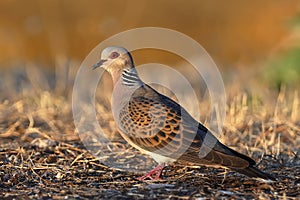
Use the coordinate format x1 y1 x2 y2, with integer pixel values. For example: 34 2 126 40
138 163 165 181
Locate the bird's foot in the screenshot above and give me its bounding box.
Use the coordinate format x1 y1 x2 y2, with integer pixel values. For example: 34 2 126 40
137 163 165 181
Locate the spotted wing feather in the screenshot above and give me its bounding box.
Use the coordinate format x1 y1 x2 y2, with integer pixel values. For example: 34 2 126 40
119 84 254 169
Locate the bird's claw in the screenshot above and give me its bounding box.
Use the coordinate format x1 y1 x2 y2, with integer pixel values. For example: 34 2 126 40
137 163 165 181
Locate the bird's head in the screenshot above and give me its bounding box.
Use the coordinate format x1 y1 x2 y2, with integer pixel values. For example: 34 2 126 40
92 46 134 75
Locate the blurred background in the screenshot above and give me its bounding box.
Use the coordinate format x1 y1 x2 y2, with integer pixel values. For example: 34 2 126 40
0 0 300 98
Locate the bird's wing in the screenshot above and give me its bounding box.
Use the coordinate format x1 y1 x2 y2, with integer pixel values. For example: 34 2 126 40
118 84 255 169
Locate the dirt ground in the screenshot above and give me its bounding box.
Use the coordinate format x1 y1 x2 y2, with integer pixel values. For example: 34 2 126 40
0 89 299 199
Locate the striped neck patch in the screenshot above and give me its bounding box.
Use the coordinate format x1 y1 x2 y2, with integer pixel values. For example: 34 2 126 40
121 67 143 87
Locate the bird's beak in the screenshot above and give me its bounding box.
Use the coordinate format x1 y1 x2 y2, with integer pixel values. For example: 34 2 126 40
92 59 107 70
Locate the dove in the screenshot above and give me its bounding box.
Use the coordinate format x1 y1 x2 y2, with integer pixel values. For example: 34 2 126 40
92 46 275 181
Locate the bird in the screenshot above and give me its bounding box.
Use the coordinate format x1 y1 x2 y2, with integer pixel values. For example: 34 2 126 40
92 46 275 181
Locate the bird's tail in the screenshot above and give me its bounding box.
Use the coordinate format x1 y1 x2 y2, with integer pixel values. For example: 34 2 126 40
233 166 276 181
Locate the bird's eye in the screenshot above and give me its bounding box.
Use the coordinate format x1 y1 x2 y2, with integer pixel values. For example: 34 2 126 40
109 51 120 59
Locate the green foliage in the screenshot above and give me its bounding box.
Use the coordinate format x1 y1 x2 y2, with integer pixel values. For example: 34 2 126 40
264 47 300 90
262 13 300 90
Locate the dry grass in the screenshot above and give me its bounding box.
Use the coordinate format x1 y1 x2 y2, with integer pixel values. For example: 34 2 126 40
0 66 299 199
